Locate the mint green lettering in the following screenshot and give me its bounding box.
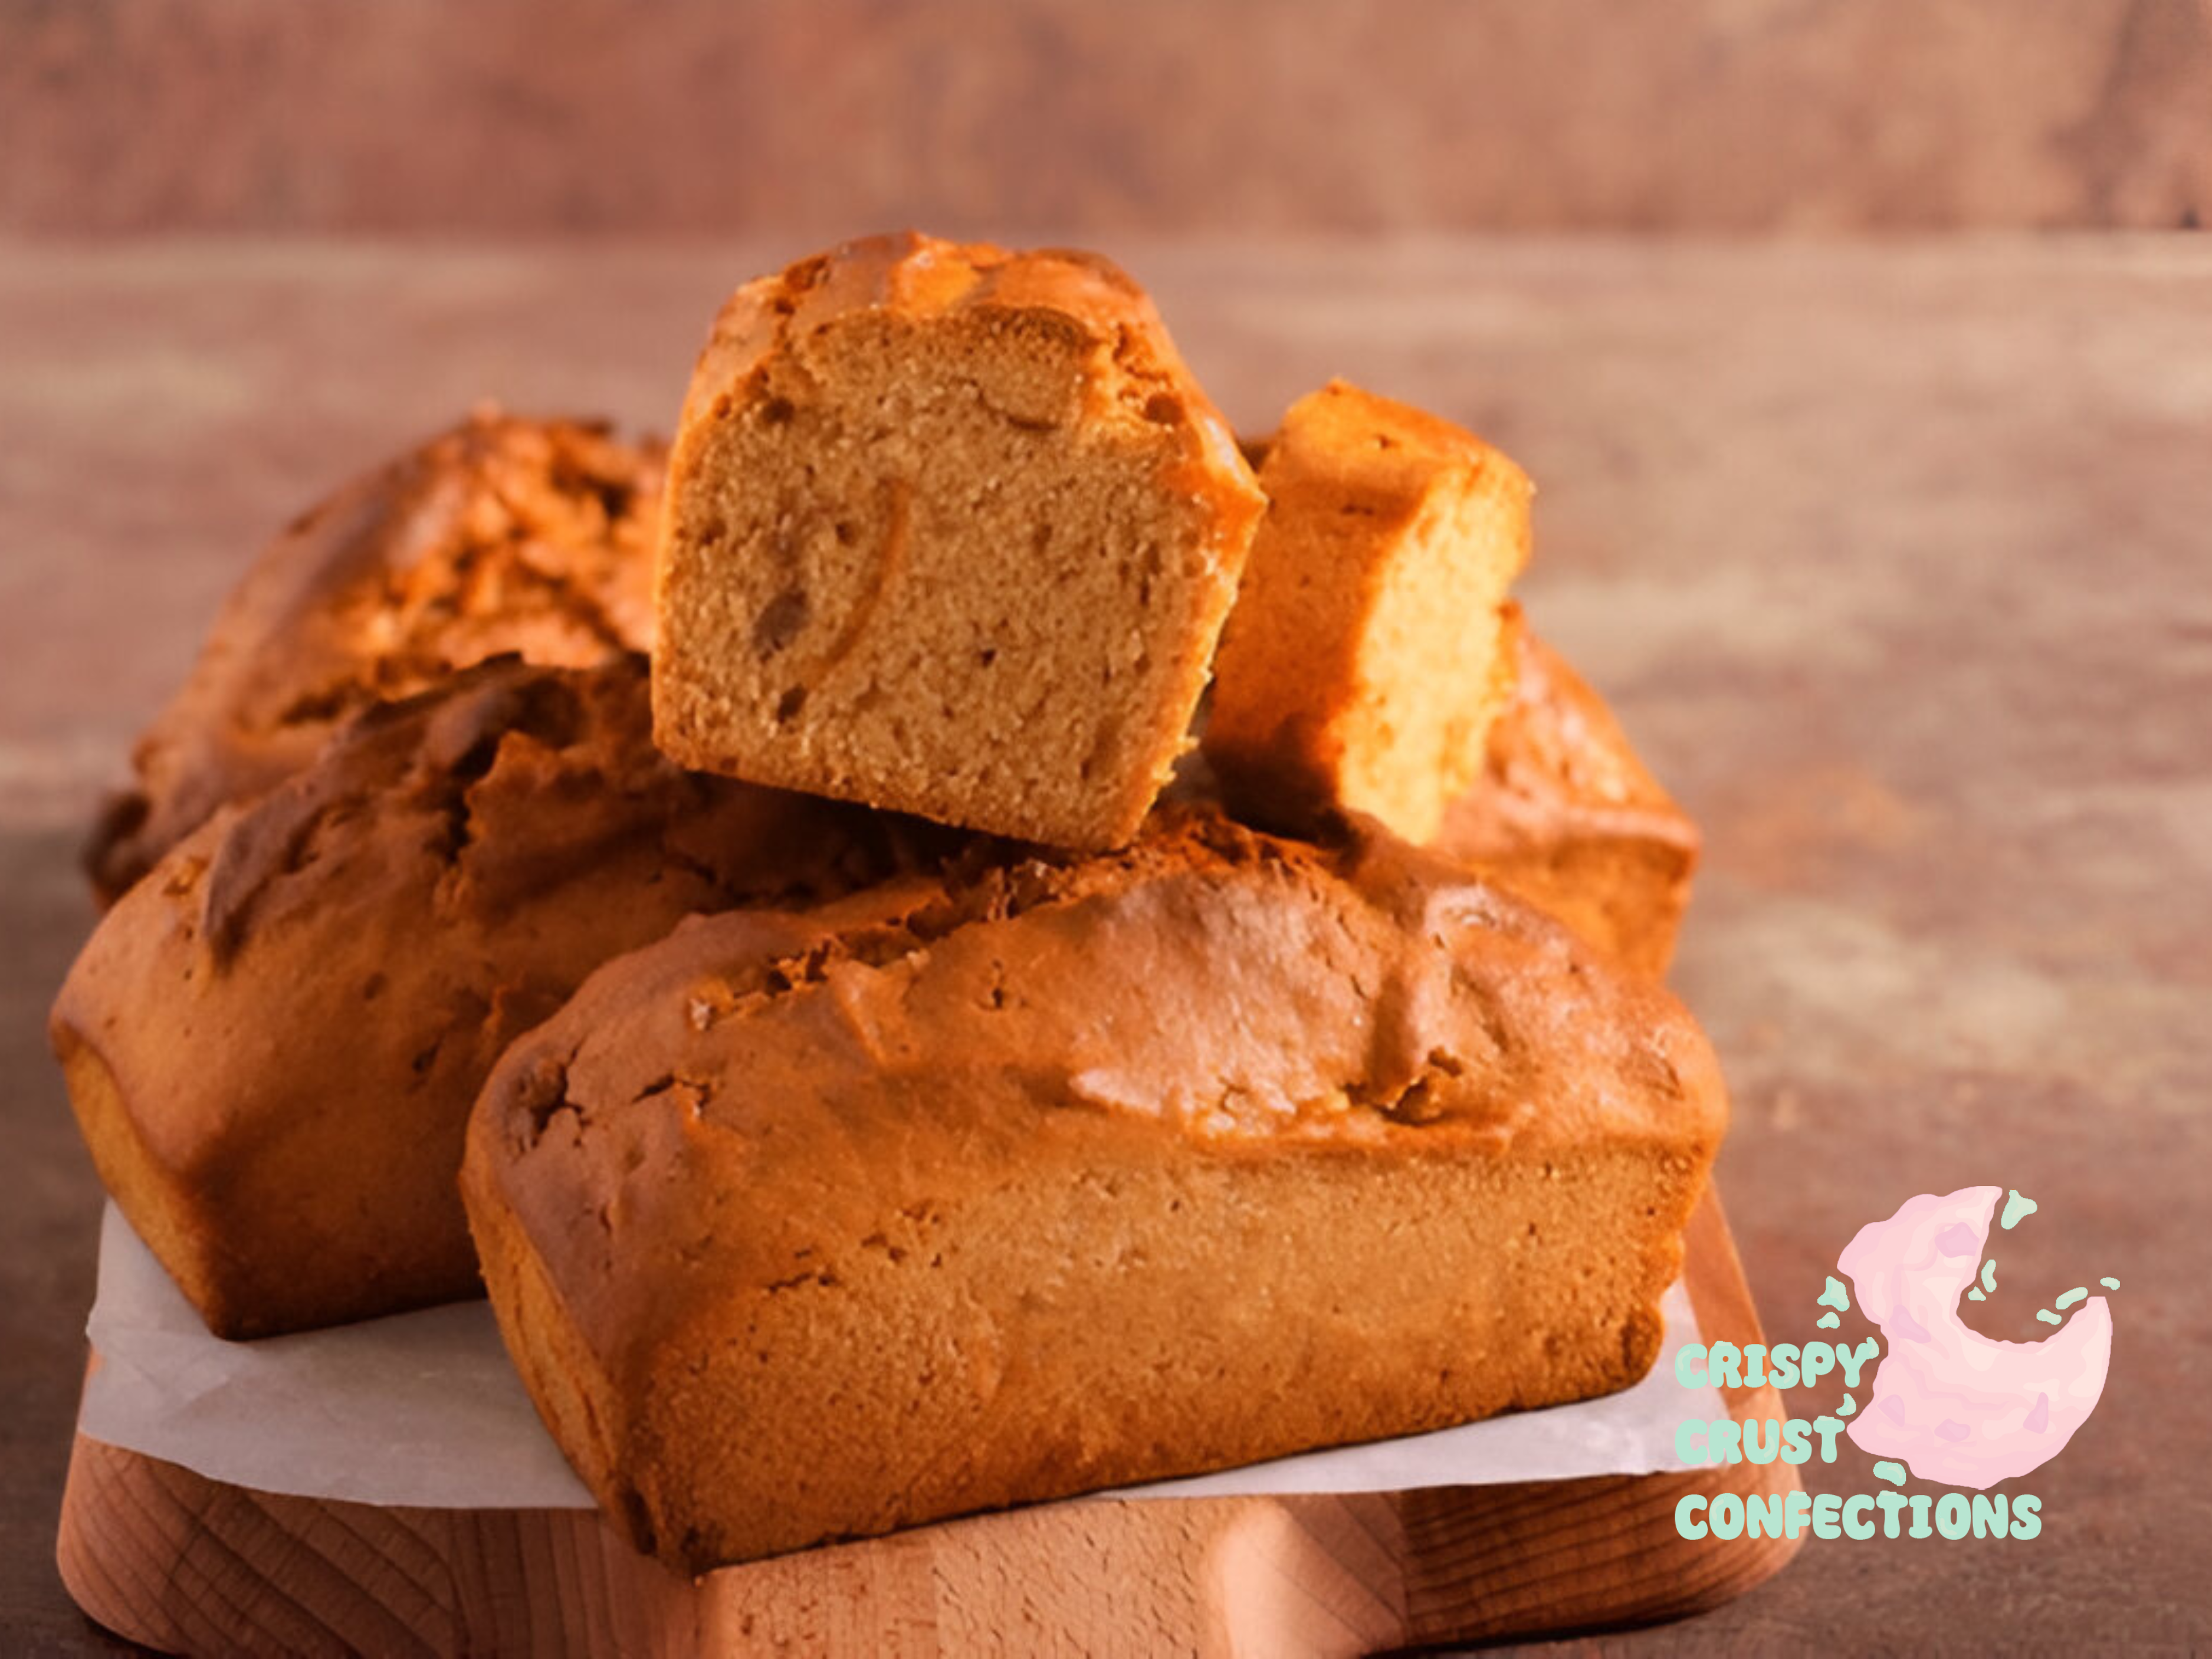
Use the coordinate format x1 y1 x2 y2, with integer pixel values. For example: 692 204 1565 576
1675 1418 1708 1466
1813 1416 1846 1461
1842 1494 1877 1539
1781 1418 1813 1464
1786 1490 1814 1538
1799 1342 1835 1386
1813 1493 1845 1540
1876 1491 1908 1536
1706 1418 1742 1464
1675 1494 1707 1539
2010 1494 2042 1539
1745 1493 1786 1538
1674 1342 1707 1388
1907 1494 1935 1538
1837 1338 1880 1387
1970 1493 2008 1538
1708 1342 1744 1389
1767 1343 1800 1389
1935 1493 1972 1539
1708 1493 1745 1539
1742 1417 1780 1465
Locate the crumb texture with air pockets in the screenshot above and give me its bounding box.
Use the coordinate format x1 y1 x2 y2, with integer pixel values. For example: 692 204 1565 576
1205 379 1533 845
651 231 1266 849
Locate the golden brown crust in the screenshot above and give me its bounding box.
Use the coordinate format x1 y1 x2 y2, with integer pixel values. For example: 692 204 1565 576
54 656 953 1338
1436 608 1701 978
1205 380 1533 843
85 409 665 905
1182 606 1700 978
464 807 1727 1570
652 232 1266 849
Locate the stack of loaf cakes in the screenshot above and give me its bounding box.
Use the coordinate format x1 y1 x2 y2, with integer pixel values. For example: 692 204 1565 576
54 232 1723 1573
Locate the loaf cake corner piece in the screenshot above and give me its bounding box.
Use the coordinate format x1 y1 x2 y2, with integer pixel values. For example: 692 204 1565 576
1204 379 1533 844
651 231 1267 850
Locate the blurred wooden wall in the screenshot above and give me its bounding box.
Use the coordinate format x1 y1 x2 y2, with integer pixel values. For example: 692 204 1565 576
5 0 2208 236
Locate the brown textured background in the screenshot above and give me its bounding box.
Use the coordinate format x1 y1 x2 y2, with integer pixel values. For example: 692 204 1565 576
4 2 2211 1654
4 0 2211 236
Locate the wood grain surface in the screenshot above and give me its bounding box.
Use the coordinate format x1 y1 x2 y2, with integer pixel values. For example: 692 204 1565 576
4 236 2208 1653
53 1198 1799 1657
2 0 2209 236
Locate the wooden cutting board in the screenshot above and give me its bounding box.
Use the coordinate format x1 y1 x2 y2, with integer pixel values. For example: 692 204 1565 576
55 1191 1800 1656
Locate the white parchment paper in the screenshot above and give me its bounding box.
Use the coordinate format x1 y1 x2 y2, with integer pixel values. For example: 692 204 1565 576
80 1203 1724 1510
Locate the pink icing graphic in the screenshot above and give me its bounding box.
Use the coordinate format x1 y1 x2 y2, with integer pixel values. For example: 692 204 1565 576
1935 1223 1978 1256
1841 1185 2110 1488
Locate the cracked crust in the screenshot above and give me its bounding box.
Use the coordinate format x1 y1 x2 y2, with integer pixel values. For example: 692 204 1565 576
463 808 1727 1570
84 409 667 906
52 656 957 1338
651 231 1267 848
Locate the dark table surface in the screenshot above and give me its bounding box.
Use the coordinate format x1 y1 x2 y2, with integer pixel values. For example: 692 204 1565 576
3 236 2207 1655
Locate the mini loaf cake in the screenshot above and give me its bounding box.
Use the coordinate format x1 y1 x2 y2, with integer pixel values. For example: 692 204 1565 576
54 656 947 1338
652 232 1268 849
1205 380 1534 844
1438 608 1700 979
463 809 1727 1571
86 410 664 905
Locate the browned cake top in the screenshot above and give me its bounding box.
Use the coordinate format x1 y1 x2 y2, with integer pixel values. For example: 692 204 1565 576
63 655 948 1169
54 656 956 1333
472 806 1727 1379
677 232 1247 484
87 409 665 904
